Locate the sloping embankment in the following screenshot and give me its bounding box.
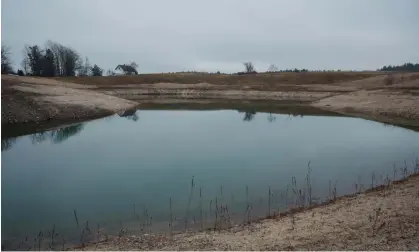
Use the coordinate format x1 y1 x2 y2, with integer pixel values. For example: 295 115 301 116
2 73 419 137
1 75 138 137
84 174 419 251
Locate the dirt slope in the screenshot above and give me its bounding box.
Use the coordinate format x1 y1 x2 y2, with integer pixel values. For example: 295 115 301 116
2 72 419 136
1 75 138 125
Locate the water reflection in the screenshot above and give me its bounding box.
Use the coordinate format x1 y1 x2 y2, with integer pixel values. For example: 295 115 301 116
2 109 419 250
1 138 16 152
237 110 308 123
267 113 276 122
238 110 257 122
119 108 139 122
1 124 85 152
31 124 85 144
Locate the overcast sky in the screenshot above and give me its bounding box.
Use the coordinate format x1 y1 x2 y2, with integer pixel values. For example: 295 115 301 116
1 0 418 73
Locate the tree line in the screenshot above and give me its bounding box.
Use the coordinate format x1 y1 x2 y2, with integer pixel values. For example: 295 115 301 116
1 40 139 77
379 63 419 72
2 43 419 76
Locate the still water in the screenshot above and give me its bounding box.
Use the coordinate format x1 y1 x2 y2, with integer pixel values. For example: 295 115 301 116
2 109 419 247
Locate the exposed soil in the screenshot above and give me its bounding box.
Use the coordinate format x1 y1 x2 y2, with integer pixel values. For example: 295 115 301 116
1 75 137 137
313 89 419 127
82 174 419 251
2 72 419 136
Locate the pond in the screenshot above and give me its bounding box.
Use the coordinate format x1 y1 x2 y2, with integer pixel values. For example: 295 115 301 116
2 108 419 249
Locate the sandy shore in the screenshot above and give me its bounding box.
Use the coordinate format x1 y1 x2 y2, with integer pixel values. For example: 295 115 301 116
1 75 137 137
2 72 419 136
82 173 419 251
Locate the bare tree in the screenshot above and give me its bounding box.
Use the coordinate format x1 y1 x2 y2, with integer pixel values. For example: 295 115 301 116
78 57 91 76
268 64 278 72
243 62 255 73
267 113 276 122
23 45 44 76
45 40 64 76
106 69 116 76
1 45 13 74
44 40 80 76
21 56 30 75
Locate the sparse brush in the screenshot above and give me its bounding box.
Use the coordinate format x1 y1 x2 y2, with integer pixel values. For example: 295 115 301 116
96 223 101 243
184 175 195 231
169 197 173 236
393 164 397 181
383 174 391 197
200 188 203 231
214 196 218 230
333 182 337 201
268 185 271 217
61 234 65 250
371 172 376 189
149 216 153 233
290 206 296 231
299 189 306 207
306 161 313 205
74 209 80 230
73 209 89 248
144 206 149 233
209 199 213 218
82 220 91 245
245 185 250 223
292 177 298 206
44 224 57 249
38 230 43 251
328 180 332 201
225 205 232 226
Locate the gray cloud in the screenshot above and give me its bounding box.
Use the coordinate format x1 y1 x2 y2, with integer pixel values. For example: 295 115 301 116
2 0 418 73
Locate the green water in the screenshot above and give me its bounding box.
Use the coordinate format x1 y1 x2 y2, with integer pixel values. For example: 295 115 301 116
2 109 419 249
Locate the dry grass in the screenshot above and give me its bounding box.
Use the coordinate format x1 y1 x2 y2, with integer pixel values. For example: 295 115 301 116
3 72 419 137
83 174 419 251
55 71 384 88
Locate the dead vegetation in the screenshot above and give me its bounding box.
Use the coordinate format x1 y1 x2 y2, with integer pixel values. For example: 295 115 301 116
3 156 419 251
55 71 384 88
83 173 419 251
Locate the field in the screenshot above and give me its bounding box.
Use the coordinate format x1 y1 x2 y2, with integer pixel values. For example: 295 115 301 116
56 71 385 88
